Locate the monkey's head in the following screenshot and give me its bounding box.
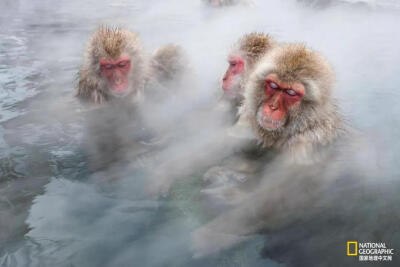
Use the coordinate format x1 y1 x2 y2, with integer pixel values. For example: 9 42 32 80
222 33 276 101
151 44 186 82
244 44 336 148
84 26 146 100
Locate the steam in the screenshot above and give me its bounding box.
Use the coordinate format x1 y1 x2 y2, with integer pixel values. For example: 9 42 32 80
1 0 400 266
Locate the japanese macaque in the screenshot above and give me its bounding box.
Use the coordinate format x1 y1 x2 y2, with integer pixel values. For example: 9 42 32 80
77 26 188 170
150 44 187 85
222 33 276 106
77 26 146 104
194 44 345 257
145 44 189 103
238 43 343 164
203 42 338 207
77 27 187 104
216 33 276 127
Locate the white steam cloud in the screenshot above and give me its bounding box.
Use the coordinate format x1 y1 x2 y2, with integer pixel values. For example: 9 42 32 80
0 0 400 266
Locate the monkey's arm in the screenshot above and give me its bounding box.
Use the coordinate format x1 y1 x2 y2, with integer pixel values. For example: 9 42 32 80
76 69 107 104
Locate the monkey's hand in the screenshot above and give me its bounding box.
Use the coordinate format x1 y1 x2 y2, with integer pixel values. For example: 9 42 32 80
202 166 249 206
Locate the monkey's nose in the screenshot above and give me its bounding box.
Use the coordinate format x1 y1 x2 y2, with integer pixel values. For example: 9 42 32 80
269 104 278 110
223 77 227 81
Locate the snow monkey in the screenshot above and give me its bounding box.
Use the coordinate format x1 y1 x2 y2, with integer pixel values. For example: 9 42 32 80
239 43 343 164
201 34 277 196
193 43 345 256
77 26 187 104
76 26 187 169
150 44 187 84
221 33 276 115
77 26 147 104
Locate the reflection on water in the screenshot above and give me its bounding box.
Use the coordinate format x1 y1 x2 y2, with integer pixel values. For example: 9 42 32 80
0 0 400 266
0 35 42 123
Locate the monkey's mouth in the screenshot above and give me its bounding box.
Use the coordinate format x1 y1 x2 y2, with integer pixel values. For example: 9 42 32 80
257 109 285 131
108 77 129 97
110 77 128 92
222 82 235 93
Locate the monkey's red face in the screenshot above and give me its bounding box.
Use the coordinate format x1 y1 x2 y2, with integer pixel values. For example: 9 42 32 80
257 74 304 130
100 55 131 97
222 56 244 95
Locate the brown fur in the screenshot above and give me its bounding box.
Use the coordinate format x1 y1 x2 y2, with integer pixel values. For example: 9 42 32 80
223 33 276 108
76 26 146 104
150 44 187 82
230 33 276 75
238 33 276 71
241 43 343 164
195 47 346 257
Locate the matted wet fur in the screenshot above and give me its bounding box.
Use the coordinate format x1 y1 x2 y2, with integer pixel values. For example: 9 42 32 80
220 32 277 119
240 43 344 164
77 26 146 104
228 33 277 93
150 44 187 83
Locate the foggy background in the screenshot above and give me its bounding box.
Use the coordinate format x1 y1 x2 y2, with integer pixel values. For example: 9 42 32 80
0 0 400 266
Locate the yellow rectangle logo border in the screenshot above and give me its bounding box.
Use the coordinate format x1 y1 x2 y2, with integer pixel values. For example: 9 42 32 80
347 241 358 256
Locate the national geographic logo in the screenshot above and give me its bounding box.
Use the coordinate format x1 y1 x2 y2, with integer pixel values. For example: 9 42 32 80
347 241 394 262
347 241 358 256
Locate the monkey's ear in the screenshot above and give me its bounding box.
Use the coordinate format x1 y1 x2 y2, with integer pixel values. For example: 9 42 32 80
303 79 321 103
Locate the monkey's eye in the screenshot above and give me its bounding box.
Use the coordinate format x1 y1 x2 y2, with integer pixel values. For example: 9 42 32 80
229 61 237 67
269 82 279 90
285 89 298 96
103 64 114 70
117 61 128 68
